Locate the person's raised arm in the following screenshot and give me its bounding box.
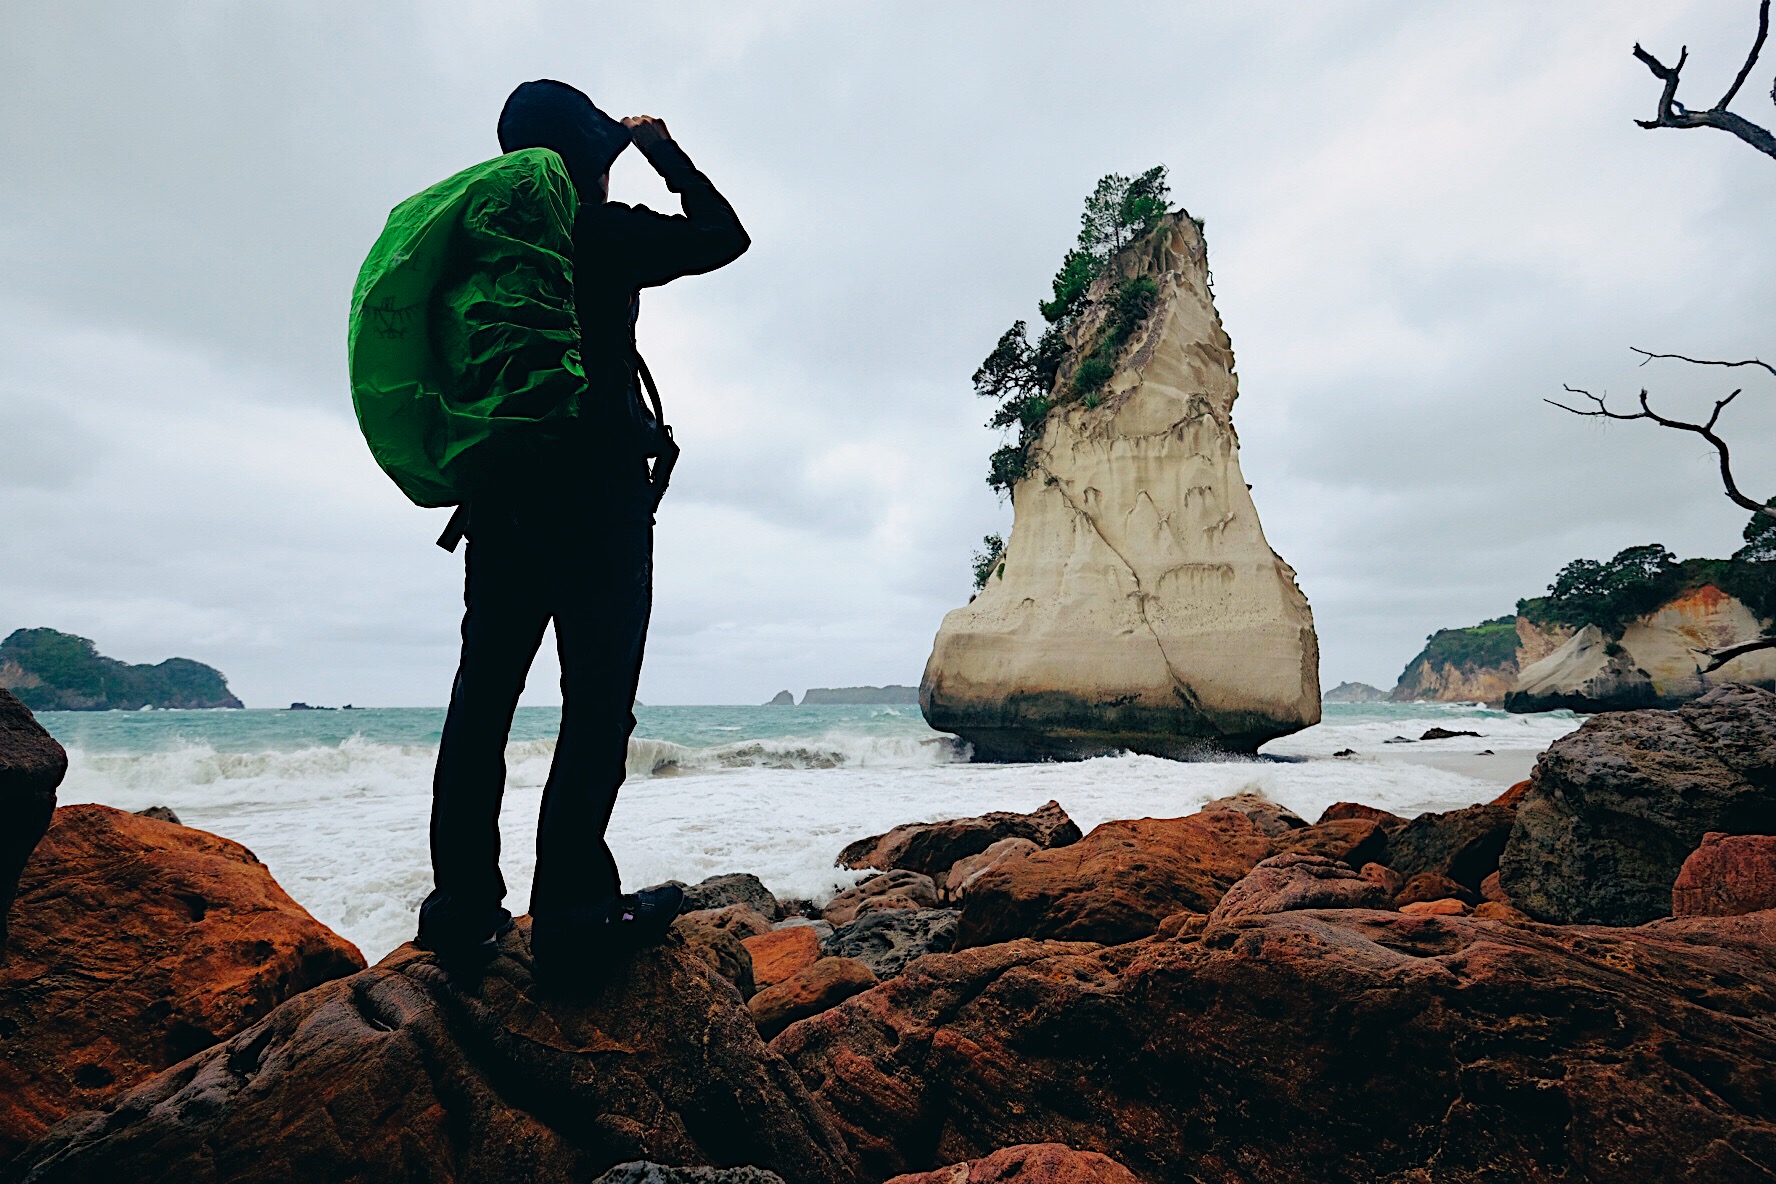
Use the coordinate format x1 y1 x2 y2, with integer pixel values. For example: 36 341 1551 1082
611 115 750 288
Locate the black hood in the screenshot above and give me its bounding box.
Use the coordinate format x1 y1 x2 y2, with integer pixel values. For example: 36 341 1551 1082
497 79 629 200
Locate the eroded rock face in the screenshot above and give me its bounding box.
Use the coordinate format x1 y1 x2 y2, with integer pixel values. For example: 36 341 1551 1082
954 811 1274 947
827 909 960 979
1500 684 1776 925
1673 832 1776 917
749 957 878 1043
1386 804 1514 893
883 1143 1141 1184
0 690 64 952
1508 586 1776 713
921 213 1319 759
773 909 1776 1182
0 805 366 1166
837 801 1080 877
10 926 855 1184
1206 853 1390 923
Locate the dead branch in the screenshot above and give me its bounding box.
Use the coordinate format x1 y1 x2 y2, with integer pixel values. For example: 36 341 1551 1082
1632 347 1776 381
1633 0 1776 160
1546 384 1776 519
1695 634 1776 673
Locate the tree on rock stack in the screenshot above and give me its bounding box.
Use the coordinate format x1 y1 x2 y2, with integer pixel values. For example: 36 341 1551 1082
921 175 1319 759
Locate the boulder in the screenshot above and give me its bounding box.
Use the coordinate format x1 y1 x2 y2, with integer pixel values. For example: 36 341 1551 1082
944 838 1038 901
827 909 960 979
1473 901 1532 922
1395 872 1477 907
919 212 1319 759
1154 911 1207 940
679 904 775 941
857 894 927 917
1491 780 1531 808
824 870 939 927
744 926 822 990
1358 862 1403 897
773 908 1776 1182
10 925 855 1184
749 957 877 1042
1206 853 1391 923
1198 791 1305 836
1508 587 1776 713
678 873 780 921
0 804 366 1166
132 805 180 825
955 811 1275 948
1480 871 1508 903
1500 684 1776 925
1274 817 1388 868
0 689 65 952
837 801 1080 877
1418 727 1480 741
1315 801 1405 828
672 916 757 1000
1387 804 1513 892
1673 832 1776 918
883 1143 1141 1183
1399 898 1470 916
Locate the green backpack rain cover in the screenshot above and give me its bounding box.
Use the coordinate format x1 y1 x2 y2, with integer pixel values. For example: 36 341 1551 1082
348 148 583 507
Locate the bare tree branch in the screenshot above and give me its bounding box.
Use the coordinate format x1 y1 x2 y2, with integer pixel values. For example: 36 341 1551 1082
1633 1 1776 160
1546 384 1776 520
1631 347 1776 381
1695 635 1776 673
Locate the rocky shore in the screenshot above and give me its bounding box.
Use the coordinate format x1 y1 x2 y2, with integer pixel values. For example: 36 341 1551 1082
5 686 1776 1181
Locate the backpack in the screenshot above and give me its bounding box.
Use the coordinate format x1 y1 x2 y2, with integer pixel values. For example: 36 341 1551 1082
347 148 588 509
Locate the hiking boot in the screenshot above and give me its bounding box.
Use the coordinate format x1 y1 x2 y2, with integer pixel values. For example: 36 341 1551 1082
531 883 685 983
416 892 514 966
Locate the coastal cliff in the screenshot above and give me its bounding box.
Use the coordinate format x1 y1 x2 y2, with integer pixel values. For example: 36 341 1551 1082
0 629 241 712
921 211 1319 758
1391 616 1571 704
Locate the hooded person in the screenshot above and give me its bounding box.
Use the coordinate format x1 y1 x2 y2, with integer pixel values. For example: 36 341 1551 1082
417 79 750 979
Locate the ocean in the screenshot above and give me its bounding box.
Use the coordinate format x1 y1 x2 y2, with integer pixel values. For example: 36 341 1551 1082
39 701 1583 962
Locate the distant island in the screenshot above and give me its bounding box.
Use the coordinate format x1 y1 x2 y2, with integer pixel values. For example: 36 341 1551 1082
1323 681 1387 703
800 685 919 705
0 628 242 711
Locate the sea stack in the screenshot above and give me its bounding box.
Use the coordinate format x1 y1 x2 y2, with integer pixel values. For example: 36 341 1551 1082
921 211 1318 758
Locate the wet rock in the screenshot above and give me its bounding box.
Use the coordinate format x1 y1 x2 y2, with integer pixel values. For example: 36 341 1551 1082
1207 853 1391 923
1316 801 1406 828
749 957 877 1042
1198 791 1305 836
1332 748 1357 758
1673 832 1776 918
678 873 780 921
1395 871 1478 907
1388 804 1514 892
837 801 1081 878
0 689 65 953
944 838 1038 901
827 908 960 979
955 811 1275 948
883 1143 1141 1183
823 870 939 927
773 909 1776 1182
0 804 366 1166
1501 684 1776 925
1274 817 1389 868
10 925 854 1183
744 926 821 990
132 806 181 825
1419 727 1480 741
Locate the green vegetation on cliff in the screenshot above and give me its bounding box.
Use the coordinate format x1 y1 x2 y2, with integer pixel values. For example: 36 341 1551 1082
0 628 242 711
974 167 1172 497
1408 616 1521 674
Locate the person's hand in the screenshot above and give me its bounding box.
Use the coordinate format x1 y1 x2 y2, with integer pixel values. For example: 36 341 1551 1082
621 115 672 149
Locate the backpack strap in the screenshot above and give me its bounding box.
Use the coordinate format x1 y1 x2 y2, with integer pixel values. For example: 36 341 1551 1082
436 504 469 553
637 354 681 511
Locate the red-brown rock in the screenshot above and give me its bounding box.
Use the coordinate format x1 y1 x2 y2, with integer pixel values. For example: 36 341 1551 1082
750 956 878 1041
944 838 1038 901
745 925 822 989
883 1143 1140 1183
1473 901 1531 922
1358 862 1403 896
1388 804 1514 892
837 801 1081 878
672 913 758 1000
1674 832 1776 917
1315 801 1406 828
0 689 64 952
1492 779 1531 808
1275 817 1389 868
1399 898 1470 916
9 925 855 1183
774 908 1776 1181
0 804 365 1166
955 811 1275 948
1198 791 1305 836
1395 871 1478 907
679 903 775 940
1480 870 1508 903
824 870 939 926
1207 853 1391 923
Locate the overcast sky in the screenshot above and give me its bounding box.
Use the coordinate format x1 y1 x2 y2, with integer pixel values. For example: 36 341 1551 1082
5 1 1776 707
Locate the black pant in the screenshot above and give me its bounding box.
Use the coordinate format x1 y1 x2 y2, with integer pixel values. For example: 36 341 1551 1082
424 493 652 940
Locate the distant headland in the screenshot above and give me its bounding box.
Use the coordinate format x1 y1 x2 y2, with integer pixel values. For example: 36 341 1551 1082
763 685 919 706
0 628 242 711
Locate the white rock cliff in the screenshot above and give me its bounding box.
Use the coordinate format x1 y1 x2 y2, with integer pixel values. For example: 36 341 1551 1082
921 212 1319 758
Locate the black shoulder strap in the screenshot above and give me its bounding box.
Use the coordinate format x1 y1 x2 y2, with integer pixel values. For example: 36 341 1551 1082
636 352 680 511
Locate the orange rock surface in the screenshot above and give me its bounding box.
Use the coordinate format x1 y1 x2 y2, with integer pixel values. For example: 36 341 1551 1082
743 925 822 989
